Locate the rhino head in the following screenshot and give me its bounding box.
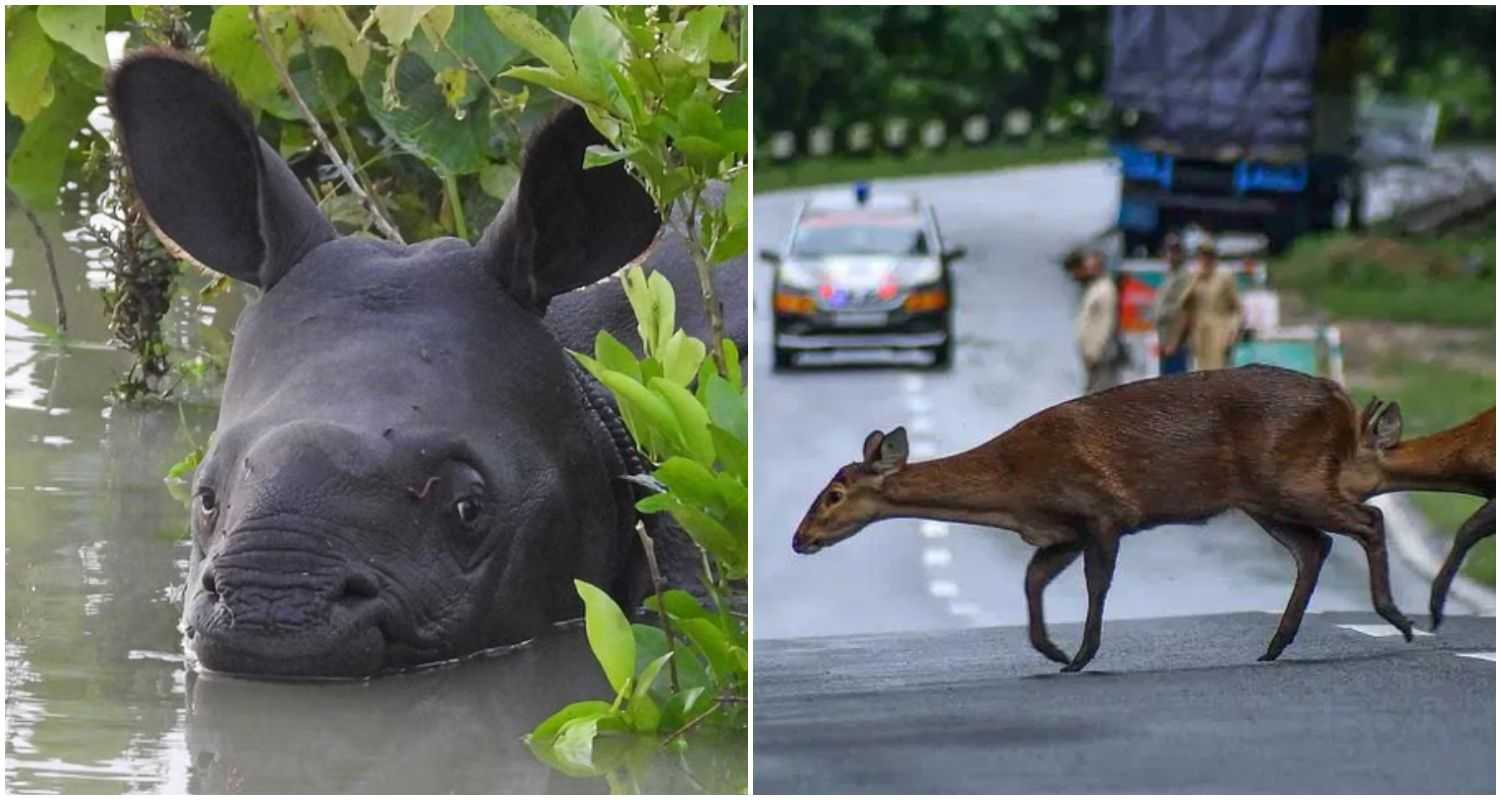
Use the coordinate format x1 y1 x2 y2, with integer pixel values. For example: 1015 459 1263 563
109 51 664 678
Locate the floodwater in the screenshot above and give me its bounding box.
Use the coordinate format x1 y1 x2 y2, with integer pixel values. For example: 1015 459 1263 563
4 200 742 794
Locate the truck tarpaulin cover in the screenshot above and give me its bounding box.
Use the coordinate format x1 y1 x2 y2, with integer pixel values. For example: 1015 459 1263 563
1107 6 1319 153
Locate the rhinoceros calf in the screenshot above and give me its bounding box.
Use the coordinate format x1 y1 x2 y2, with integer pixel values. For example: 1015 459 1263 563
108 51 744 678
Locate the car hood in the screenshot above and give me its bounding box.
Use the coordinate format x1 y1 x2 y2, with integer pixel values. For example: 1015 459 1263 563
784 255 938 290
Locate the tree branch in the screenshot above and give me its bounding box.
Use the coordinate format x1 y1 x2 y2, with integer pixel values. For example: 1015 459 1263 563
250 7 404 243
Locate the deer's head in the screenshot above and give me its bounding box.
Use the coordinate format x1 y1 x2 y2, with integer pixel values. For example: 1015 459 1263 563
792 428 908 554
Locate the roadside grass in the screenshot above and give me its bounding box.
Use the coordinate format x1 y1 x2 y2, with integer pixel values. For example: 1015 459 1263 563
1272 213 1495 329
753 138 1103 192
1349 360 1495 587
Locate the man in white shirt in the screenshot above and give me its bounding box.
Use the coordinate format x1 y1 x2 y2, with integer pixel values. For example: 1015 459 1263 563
1068 251 1121 394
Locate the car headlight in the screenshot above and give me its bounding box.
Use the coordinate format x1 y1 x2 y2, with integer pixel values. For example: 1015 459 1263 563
900 258 943 286
777 260 823 290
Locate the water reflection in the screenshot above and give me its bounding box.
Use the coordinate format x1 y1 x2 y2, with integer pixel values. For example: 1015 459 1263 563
5 204 740 793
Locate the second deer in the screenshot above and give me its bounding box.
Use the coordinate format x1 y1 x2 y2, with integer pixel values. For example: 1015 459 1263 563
792 365 1415 672
1355 403 1495 629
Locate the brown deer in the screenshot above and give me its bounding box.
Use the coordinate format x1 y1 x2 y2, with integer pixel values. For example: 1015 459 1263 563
792 365 1415 672
1355 403 1494 629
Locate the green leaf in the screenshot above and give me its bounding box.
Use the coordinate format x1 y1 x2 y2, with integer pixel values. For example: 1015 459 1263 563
164 448 204 485
36 6 108 69
553 716 604 774
295 6 370 76
486 6 577 78
704 375 746 442
6 10 55 121
6 56 96 210
594 331 642 383
708 424 748 483
675 135 728 168
478 162 518 200
627 652 672 732
657 329 706 386
205 6 284 112
653 376 715 469
722 338 743 389
660 503 744 577
643 588 711 621
599 370 684 456
411 6 520 83
575 580 636 696
360 52 493 176
679 617 738 684
374 6 435 46
569 6 626 113
530 699 614 744
680 6 727 65
498 64 600 107
654 457 723 515
583 143 629 169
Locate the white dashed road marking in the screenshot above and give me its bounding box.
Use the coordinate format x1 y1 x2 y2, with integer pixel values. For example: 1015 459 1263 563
1456 652 1496 662
928 579 959 599
1336 624 1434 638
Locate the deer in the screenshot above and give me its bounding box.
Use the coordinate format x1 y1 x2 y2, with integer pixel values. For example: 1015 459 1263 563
791 364 1416 672
1355 402 1494 630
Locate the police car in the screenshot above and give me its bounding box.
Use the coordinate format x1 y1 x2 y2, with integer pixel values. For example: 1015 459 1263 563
761 185 965 369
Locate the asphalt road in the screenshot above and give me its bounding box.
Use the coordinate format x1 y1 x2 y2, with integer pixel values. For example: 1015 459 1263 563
751 158 1490 642
753 611 1496 793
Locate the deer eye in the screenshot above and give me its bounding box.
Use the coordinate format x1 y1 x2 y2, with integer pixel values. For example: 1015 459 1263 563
826 488 845 506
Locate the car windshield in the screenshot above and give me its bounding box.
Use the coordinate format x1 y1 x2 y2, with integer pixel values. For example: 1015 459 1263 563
790 214 930 257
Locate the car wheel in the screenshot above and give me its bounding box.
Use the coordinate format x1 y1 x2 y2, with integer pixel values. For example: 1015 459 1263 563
774 347 795 371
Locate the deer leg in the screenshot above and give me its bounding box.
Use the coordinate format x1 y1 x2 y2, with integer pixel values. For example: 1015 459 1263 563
1062 533 1119 673
1430 500 1494 631
1250 515 1332 661
1320 502 1414 641
1024 542 1083 664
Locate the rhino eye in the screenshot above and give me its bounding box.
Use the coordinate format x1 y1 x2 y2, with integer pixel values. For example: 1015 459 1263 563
455 497 483 526
197 488 219 521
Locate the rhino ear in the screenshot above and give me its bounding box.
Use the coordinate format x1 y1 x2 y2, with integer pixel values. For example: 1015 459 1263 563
107 50 335 289
477 105 660 313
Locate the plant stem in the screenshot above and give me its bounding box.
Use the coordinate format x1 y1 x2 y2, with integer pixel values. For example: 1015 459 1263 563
662 701 722 746
674 190 728 375
637 521 682 694
442 172 469 241
250 7 404 244
11 191 68 333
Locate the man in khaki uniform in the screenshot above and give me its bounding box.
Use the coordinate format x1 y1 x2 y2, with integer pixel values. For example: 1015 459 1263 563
1153 233 1193 375
1185 237 1243 370
1069 251 1121 393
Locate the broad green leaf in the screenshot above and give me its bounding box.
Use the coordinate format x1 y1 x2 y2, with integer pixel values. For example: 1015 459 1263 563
583 143 628 169
709 216 747 264
708 27 738 63
498 64 600 107
6 56 96 210
552 716 603 774
569 6 626 115
411 6 520 85
36 6 108 69
374 6 435 46
652 378 714 466
679 617 737 683
632 622 711 697
435 67 468 112
627 652 672 732
599 370 684 456
708 424 748 482
679 6 726 65
660 503 743 576
648 270 677 350
296 6 370 75
529 699 613 744
721 338 743 389
420 5 454 44
658 329 706 386
486 5 577 77
478 162 518 200
205 6 284 112
594 331 642 383
6 10 55 121
575 580 635 695
704 375 746 441
676 135 728 168
359 53 493 176
643 588 711 621
654 457 722 515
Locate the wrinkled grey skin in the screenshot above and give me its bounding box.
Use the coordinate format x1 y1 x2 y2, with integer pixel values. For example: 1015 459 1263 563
108 51 745 678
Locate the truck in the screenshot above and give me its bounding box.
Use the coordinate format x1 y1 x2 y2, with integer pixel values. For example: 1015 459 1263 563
1106 6 1370 255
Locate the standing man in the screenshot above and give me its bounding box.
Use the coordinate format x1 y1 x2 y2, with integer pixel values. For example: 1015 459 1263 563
1153 233 1194 375
1069 250 1122 394
1185 236 1243 370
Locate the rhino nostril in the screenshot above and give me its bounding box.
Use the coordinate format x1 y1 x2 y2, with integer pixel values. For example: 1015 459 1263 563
341 573 379 599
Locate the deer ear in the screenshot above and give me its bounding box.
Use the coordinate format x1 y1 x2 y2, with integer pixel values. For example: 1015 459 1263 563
106 51 335 289
1370 401 1403 450
477 104 660 314
871 427 909 474
861 430 885 464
